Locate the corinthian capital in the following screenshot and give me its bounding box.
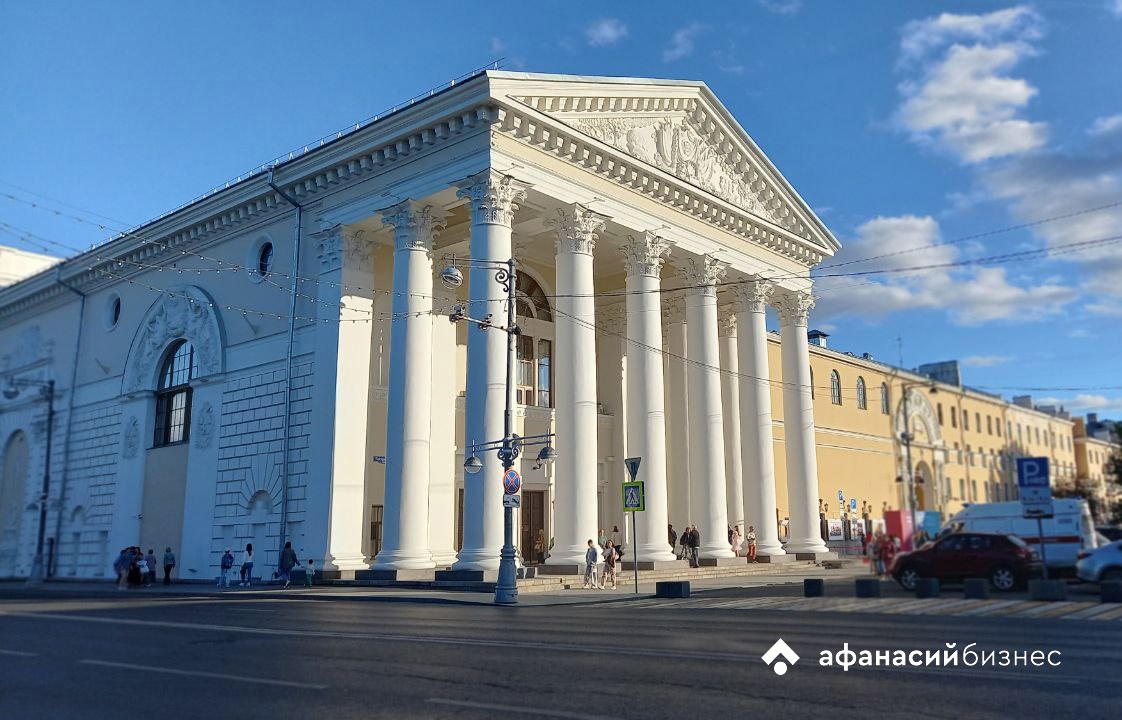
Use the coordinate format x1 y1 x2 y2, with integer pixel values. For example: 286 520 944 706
678 254 729 297
455 169 530 227
620 231 672 278
313 224 344 270
381 200 446 253
662 292 688 324
735 277 774 314
552 203 607 256
775 290 815 327
718 312 737 338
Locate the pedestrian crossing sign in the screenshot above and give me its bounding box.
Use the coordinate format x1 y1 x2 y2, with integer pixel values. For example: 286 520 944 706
622 481 645 512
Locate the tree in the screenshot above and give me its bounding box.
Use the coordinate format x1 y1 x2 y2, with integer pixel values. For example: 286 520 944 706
1053 475 1106 523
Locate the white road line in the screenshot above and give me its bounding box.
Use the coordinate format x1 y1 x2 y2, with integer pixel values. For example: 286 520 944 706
427 698 622 719
0 649 37 657
78 659 327 690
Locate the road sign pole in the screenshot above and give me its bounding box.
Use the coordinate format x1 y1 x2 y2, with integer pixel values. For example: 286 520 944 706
1036 516 1049 581
632 510 639 594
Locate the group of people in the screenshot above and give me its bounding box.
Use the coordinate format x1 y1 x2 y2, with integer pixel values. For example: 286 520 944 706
868 531 900 579
113 546 176 589
218 541 308 589
667 523 760 567
582 538 623 590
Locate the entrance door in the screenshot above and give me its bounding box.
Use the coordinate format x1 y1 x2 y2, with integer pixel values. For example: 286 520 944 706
520 491 546 564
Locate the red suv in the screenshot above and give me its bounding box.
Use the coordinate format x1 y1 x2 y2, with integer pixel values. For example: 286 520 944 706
892 532 1043 591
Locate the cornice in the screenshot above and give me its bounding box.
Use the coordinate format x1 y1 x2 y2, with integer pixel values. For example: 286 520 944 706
493 94 831 268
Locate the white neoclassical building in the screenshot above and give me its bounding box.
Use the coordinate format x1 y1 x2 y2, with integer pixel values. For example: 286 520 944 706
0 71 840 581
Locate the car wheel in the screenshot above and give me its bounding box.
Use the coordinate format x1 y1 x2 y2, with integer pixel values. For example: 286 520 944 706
1101 568 1122 583
898 565 920 591
990 565 1016 592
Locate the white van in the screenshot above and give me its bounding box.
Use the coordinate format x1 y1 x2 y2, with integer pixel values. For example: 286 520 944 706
942 500 1097 573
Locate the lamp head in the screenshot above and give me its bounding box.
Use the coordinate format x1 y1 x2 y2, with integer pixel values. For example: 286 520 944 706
463 455 483 474
536 445 556 463
440 266 464 289
2 379 17 400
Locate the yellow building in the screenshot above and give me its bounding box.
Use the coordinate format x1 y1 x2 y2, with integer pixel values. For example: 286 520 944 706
764 331 1083 531
1073 417 1121 522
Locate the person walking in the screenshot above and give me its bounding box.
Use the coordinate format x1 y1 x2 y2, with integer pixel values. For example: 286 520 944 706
304 559 315 587
688 526 701 568
582 539 599 589
162 547 176 585
278 541 298 589
746 526 758 562
113 548 130 590
876 533 897 580
678 526 690 560
730 526 742 557
144 549 158 586
239 543 254 587
601 540 618 590
219 548 234 588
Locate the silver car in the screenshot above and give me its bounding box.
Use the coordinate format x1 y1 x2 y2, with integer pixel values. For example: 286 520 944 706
1076 540 1122 583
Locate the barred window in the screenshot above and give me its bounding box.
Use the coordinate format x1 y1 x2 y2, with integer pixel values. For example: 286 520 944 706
153 340 196 447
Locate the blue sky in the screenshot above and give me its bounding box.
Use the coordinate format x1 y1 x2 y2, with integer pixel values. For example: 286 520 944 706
2 1 1121 414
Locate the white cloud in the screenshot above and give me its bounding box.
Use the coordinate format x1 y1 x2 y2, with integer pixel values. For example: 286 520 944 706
758 0 802 14
1089 114 1122 137
896 7 1047 163
584 18 628 47
814 215 1077 325
961 355 1013 367
1112 0 1122 18
489 37 506 55
1036 394 1122 414
663 23 704 62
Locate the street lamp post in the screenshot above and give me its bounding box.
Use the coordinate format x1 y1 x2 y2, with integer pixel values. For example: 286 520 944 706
4 377 56 587
442 257 555 605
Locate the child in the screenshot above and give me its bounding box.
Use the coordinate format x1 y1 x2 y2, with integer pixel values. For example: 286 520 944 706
582 539 599 589
304 559 315 587
219 548 234 588
746 526 758 562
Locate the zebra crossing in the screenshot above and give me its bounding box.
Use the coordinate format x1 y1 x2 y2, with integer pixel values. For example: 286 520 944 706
599 594 1122 621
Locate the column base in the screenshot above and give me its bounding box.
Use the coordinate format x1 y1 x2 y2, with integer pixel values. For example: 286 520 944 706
752 554 793 564
622 560 690 571
451 549 501 572
323 553 370 572
698 556 743 568
698 544 736 561
535 564 582 576
794 551 838 562
354 569 437 584
634 546 678 564
370 549 436 571
786 538 830 555
434 569 494 582
430 551 458 568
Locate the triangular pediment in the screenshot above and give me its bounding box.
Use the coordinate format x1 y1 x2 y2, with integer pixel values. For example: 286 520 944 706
489 72 839 255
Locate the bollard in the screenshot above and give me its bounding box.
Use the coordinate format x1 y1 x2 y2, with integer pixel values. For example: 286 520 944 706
963 578 990 600
855 578 881 598
804 578 825 597
655 581 690 599
1028 579 1068 602
1101 581 1122 604
915 578 940 599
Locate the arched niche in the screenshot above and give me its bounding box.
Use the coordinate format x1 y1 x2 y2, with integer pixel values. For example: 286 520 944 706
121 285 225 395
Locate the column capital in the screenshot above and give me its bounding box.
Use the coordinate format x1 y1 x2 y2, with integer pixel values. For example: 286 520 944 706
679 255 729 297
380 200 446 254
775 290 815 327
620 231 672 278
552 203 607 256
734 278 774 314
718 312 737 338
313 224 373 272
455 169 529 227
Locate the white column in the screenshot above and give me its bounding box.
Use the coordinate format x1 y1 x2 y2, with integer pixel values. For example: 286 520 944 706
718 313 745 534
621 232 676 562
663 297 690 530
682 255 734 560
453 170 528 571
735 280 785 557
307 225 376 572
778 289 829 554
428 284 459 567
547 203 605 567
373 201 445 570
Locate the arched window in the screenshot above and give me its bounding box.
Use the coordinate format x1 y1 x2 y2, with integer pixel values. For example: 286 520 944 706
153 340 197 447
830 370 842 405
880 383 890 415
856 377 867 410
513 272 553 408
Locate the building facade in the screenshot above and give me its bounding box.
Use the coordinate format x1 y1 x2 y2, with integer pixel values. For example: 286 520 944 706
0 71 1109 582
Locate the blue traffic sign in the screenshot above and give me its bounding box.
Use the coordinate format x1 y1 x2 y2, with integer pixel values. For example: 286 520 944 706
624 457 642 481
1016 457 1050 487
850 498 857 510
837 490 844 501
503 469 521 494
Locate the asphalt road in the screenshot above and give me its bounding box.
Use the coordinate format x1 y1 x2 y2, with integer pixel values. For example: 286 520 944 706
1 588 1118 720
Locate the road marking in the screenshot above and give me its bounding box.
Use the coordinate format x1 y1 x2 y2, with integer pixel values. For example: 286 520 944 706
0 649 37 657
427 698 622 719
78 659 327 690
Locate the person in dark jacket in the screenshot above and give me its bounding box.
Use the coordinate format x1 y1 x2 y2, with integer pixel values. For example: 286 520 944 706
688 526 701 568
278 541 298 589
668 524 677 550
162 547 176 585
